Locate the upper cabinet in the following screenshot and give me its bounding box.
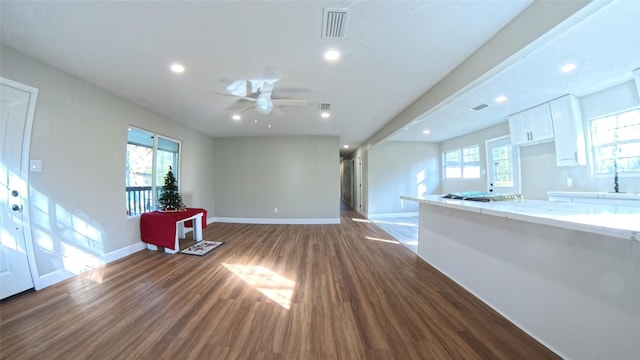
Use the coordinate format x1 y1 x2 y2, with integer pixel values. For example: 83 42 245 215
508 103 555 146
550 95 587 166
508 95 588 167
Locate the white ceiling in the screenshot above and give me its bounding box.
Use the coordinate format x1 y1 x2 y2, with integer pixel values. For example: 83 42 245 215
0 0 533 156
3 2 637 156
390 0 640 142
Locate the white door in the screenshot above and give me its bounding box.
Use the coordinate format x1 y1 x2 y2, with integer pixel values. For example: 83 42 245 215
1 78 38 299
485 135 521 195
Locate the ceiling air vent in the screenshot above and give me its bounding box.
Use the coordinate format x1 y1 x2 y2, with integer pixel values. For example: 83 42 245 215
319 103 331 111
322 8 351 39
471 103 489 111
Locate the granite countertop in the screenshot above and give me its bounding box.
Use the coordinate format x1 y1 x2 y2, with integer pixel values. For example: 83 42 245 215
401 195 640 241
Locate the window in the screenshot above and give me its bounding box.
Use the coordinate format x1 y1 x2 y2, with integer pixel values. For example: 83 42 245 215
590 108 640 176
443 145 480 179
125 127 181 216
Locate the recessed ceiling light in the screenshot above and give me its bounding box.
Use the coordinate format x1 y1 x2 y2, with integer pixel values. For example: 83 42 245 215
324 50 340 61
268 124 272 129
561 63 576 73
343 145 349 149
321 111 331 119
423 129 431 135
495 96 507 103
232 114 241 121
170 63 185 73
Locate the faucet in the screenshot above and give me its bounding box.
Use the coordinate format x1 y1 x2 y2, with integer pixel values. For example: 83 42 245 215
614 159 619 193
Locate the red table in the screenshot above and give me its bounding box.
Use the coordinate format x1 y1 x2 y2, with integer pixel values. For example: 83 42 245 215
140 208 207 253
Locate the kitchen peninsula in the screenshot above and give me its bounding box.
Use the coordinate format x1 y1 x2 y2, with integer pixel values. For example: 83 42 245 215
401 195 640 360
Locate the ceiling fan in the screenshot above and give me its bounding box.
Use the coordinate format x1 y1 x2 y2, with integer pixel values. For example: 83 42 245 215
219 80 308 117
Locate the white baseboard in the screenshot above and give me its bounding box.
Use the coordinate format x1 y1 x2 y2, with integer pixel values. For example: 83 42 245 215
35 242 146 290
102 242 147 263
213 217 340 225
368 212 419 219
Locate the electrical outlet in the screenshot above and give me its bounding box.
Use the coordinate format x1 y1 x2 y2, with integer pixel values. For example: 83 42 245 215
274 207 278 214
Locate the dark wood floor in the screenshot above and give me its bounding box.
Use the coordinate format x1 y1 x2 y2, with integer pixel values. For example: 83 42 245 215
0 203 559 359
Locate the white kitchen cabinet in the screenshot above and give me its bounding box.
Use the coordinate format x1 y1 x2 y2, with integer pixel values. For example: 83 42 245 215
550 95 587 166
508 103 555 146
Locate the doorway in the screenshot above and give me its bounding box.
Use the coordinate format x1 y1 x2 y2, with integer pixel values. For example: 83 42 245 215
485 135 521 195
355 155 363 213
1 77 39 299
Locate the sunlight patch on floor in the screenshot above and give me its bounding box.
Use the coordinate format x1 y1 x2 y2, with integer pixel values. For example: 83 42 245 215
365 236 400 244
351 218 371 223
223 263 295 309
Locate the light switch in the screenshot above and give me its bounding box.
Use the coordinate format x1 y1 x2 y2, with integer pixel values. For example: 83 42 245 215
30 160 42 172
567 178 573 187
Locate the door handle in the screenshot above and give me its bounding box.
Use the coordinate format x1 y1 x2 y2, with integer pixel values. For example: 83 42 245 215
11 204 21 212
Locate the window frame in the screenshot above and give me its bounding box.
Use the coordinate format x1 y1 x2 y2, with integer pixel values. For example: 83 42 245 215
126 126 182 216
588 107 640 178
443 144 481 180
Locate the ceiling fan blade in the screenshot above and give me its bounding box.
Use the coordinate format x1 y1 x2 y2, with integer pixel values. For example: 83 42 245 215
272 106 286 117
272 99 308 107
217 92 258 101
261 81 274 99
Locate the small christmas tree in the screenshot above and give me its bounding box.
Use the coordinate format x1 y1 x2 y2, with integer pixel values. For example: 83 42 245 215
158 166 185 211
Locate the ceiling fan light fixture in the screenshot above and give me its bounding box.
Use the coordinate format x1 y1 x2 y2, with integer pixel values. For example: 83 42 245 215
255 101 273 114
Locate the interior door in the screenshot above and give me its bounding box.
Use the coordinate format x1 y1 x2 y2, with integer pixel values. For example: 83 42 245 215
485 135 521 195
1 78 37 299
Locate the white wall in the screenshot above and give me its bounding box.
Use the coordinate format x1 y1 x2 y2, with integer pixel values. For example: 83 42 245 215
213 136 340 223
367 141 440 215
1 46 216 284
439 122 510 195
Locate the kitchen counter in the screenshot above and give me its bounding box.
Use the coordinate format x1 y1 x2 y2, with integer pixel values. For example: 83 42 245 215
402 194 640 359
401 195 640 241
